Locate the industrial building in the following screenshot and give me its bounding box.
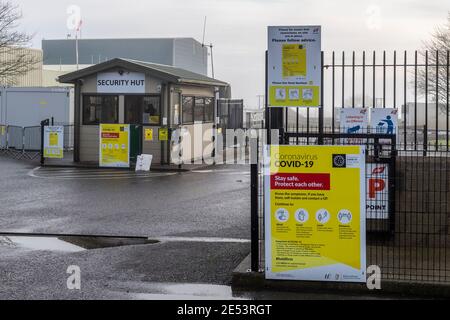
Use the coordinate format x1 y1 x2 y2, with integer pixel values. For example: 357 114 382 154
42 38 208 76
0 47 43 87
58 58 230 165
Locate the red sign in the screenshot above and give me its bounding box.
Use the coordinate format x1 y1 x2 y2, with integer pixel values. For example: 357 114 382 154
270 173 330 190
101 132 119 139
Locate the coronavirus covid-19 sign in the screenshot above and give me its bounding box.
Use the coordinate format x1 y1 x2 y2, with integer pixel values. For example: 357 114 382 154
264 145 366 282
99 124 130 168
268 26 321 108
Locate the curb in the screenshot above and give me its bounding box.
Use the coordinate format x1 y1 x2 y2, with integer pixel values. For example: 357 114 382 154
41 163 190 173
232 254 449 299
40 163 216 173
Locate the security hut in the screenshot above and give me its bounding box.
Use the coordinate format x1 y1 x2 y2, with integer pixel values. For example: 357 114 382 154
58 58 230 166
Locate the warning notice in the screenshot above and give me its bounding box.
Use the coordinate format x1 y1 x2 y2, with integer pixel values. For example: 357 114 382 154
264 145 366 282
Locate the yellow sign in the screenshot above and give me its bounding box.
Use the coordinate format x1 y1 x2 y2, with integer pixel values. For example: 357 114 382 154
49 132 58 146
0 126 5 136
44 126 64 159
99 124 130 168
264 145 366 282
282 44 307 78
149 116 160 124
269 86 320 107
145 129 154 141
159 128 169 141
268 26 321 108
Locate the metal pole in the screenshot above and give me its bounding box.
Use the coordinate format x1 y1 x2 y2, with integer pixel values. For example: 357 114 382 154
250 137 259 272
319 51 324 145
265 51 270 144
75 32 79 70
40 119 49 166
210 44 215 79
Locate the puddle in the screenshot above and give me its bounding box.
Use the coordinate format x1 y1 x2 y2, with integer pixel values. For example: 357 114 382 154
2 236 85 252
110 282 246 300
0 235 159 252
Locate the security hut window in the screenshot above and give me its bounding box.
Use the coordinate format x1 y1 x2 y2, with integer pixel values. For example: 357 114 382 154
83 95 119 125
204 98 214 122
194 98 205 122
125 96 161 125
182 96 214 124
182 96 194 124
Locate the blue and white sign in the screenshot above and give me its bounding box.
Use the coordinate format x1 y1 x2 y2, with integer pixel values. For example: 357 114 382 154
340 108 369 134
371 109 398 134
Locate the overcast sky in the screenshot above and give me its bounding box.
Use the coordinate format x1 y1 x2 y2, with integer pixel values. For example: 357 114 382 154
16 0 450 108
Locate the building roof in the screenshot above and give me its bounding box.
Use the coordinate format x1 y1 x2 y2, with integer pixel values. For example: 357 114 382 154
58 58 229 87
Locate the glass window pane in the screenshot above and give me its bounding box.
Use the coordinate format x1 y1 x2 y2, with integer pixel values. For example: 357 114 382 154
101 96 119 124
83 95 118 125
182 97 194 124
194 98 205 122
204 98 214 122
143 96 161 125
172 93 181 125
125 96 140 124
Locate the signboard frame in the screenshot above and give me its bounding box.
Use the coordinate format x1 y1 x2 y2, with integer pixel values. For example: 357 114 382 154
264 145 366 282
43 125 64 159
99 124 130 168
267 26 322 108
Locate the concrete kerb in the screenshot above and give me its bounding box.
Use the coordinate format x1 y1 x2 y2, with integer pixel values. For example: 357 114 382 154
36 160 217 173
232 254 450 299
41 162 191 173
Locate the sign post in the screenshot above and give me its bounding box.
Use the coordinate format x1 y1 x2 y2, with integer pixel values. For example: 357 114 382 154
264 145 366 282
99 124 130 168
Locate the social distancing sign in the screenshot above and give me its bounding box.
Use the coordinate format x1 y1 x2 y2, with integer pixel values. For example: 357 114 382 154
264 145 366 282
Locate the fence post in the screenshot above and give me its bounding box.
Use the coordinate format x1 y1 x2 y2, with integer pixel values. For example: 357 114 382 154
250 136 260 272
40 119 49 166
423 125 428 157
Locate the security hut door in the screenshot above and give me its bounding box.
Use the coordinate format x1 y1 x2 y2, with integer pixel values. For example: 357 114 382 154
125 95 161 164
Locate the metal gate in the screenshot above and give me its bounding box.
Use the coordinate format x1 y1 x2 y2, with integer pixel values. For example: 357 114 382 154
251 50 450 284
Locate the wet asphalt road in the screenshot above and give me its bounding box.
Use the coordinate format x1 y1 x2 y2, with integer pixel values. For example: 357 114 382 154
0 156 252 299
0 157 250 238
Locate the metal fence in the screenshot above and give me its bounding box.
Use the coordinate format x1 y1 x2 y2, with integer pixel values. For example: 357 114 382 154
218 99 244 130
252 50 450 285
279 50 450 152
0 124 74 160
252 130 450 283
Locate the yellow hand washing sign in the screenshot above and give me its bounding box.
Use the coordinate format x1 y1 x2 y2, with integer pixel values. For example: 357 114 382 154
264 145 366 282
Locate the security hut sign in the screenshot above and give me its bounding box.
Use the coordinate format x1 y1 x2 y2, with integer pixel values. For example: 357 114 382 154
97 71 145 94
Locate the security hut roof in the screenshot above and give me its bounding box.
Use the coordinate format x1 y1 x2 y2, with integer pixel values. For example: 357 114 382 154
58 58 229 87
